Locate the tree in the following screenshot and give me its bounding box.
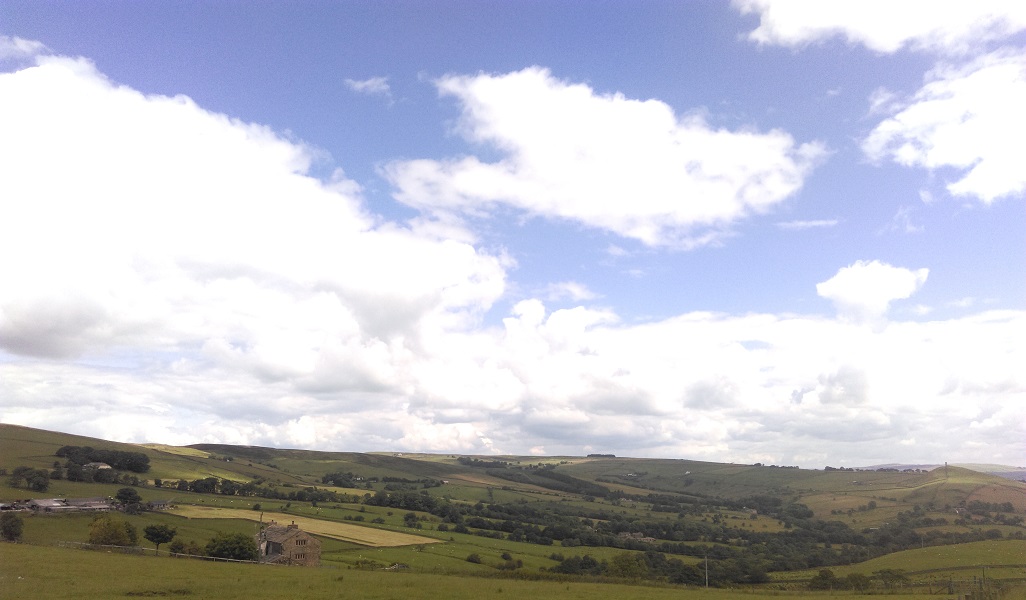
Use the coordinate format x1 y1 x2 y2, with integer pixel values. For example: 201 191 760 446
8 466 50 492
115 487 143 505
92 468 117 484
808 569 839 590
168 538 204 557
205 531 258 561
65 461 86 482
25 469 51 492
1 513 24 542
143 524 176 554
846 572 871 591
190 477 219 494
873 569 909 590
607 552 647 579
88 515 138 546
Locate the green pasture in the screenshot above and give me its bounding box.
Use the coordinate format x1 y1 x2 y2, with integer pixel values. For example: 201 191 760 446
5 543 978 600
775 539 1026 582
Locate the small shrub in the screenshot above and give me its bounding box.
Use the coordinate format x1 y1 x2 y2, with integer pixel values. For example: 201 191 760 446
466 553 482 564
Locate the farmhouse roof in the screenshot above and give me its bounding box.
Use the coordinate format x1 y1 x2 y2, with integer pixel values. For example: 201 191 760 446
261 522 306 544
66 497 108 506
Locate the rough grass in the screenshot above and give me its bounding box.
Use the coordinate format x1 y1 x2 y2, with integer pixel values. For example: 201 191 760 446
0 543 945 600
775 539 1026 581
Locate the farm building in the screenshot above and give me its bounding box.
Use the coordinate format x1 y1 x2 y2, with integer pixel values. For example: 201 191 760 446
256 521 321 566
26 498 112 513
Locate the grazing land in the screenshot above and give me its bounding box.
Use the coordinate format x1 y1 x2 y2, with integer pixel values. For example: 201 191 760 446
174 505 439 546
2 423 1025 599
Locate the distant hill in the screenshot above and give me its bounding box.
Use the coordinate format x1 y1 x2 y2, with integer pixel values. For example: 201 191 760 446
865 463 1026 482
4 421 1026 591
3 422 1024 514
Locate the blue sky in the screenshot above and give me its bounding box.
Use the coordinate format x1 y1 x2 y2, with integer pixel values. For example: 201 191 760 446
1 1 1024 467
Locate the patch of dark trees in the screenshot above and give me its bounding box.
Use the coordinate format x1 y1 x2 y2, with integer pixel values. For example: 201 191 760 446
486 467 611 498
320 471 443 491
457 457 511 469
56 446 150 473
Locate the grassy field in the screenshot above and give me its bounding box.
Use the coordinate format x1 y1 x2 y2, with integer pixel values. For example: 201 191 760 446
775 539 1026 580
0 543 973 600
174 506 439 546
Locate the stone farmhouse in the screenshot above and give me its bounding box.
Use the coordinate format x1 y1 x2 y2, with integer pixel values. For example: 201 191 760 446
256 521 321 566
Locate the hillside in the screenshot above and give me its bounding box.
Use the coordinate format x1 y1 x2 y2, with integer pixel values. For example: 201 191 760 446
2 423 1025 595
866 463 1026 483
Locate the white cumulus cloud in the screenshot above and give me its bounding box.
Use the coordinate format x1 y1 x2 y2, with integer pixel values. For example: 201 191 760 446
384 67 826 248
863 49 1026 203
817 260 929 322
0 51 505 383
735 0 1026 54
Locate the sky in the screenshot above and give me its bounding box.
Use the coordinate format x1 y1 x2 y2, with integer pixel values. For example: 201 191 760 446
1 1 1024 469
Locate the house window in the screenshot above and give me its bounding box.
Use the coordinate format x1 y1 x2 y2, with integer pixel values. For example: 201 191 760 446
297 539 306 546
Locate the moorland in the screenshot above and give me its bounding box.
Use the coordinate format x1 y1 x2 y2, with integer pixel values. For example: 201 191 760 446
1 422 1024 599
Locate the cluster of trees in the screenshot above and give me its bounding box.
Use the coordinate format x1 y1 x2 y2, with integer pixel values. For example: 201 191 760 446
56 446 150 473
807 568 907 591
320 471 363 487
456 457 510 469
551 551 703 582
365 489 441 514
161 476 361 504
7 466 52 492
548 550 767 585
487 467 610 498
966 500 1016 515
84 514 257 560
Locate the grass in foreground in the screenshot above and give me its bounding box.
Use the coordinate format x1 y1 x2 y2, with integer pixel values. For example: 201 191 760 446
0 543 945 600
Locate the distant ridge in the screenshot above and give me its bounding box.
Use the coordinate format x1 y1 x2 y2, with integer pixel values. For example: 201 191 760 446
863 463 1026 482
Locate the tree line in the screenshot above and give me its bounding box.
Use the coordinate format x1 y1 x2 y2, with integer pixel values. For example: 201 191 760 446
56 446 150 473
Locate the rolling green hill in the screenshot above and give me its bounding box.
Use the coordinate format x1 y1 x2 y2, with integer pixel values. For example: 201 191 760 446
2 422 1024 597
